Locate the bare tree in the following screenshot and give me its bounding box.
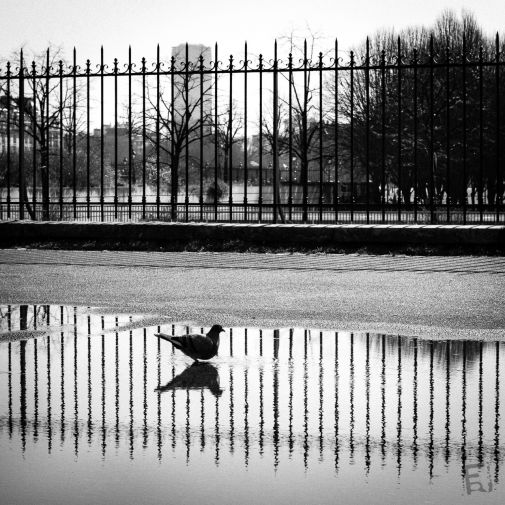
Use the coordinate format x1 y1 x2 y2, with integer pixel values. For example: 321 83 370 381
131 47 216 219
209 99 243 183
332 10 503 209
262 30 333 221
0 46 86 219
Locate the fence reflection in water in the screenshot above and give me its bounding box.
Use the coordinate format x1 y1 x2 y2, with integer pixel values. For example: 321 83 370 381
1 37 504 225
0 304 504 487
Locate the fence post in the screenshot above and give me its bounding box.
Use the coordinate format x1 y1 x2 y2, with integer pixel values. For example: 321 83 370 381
228 52 234 222
445 45 450 223
288 51 293 222
302 40 308 223
128 46 132 220
462 34 467 224
31 60 36 217
114 56 119 220
243 43 248 222
365 38 370 224
397 37 402 223
72 48 77 219
496 33 501 222
18 49 25 220
214 43 219 221
6 62 12 218
319 50 323 223
429 35 435 224
258 54 263 222
334 39 339 222
350 50 354 222
272 40 278 224
99 47 104 222
45 49 50 221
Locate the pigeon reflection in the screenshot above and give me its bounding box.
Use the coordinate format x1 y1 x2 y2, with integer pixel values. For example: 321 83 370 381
156 363 224 397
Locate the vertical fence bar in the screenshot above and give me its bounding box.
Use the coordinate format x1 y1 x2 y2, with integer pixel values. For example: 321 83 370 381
365 39 370 223
170 53 175 221
6 62 11 218
214 43 219 221
156 46 160 219
199 54 204 221
429 36 435 224
59 60 63 220
496 34 501 223
113 57 118 220
288 51 293 221
334 39 339 222
128 46 132 220
185 44 190 222
72 48 77 219
18 50 25 220
318 50 323 222
273 42 278 224
141 57 146 220
446 44 450 223
45 49 50 221
302 41 308 223
350 50 354 222
381 50 386 222
413 48 418 222
229 53 234 222
462 35 467 224
258 53 263 222
397 38 402 222
100 48 104 222
479 46 484 223
31 61 36 217
243 43 248 222
86 59 91 220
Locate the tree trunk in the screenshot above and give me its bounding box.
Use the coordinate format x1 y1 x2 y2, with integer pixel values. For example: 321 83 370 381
275 180 286 223
301 154 308 222
171 157 179 221
41 147 50 220
20 176 35 220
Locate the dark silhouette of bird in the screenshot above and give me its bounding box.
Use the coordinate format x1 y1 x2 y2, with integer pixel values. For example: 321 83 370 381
155 362 223 397
155 324 224 362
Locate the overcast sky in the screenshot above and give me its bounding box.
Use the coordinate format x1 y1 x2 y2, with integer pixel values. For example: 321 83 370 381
1 0 504 65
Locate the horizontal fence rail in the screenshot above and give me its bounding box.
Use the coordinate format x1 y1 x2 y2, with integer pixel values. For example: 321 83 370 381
0 35 504 224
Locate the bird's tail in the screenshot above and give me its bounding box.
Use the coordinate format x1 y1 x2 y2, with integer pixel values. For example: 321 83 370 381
155 333 183 349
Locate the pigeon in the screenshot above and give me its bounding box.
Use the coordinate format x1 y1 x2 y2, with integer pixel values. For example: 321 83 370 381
155 324 224 362
155 362 223 397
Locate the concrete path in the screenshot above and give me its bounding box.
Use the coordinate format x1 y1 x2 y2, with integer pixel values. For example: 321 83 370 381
0 249 504 340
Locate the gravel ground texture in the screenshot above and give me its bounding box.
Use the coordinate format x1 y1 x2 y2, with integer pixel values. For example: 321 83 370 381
0 249 504 340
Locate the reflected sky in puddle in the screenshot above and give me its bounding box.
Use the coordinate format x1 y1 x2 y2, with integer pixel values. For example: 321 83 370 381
0 304 504 505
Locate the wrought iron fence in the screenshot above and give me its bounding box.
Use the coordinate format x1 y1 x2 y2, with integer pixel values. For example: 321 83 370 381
0 35 504 224
2 304 504 475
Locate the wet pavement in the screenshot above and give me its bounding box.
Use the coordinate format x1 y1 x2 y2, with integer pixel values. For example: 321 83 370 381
1 304 504 505
0 249 504 340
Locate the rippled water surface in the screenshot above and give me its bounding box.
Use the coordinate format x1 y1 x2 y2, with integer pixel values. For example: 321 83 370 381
1 304 504 505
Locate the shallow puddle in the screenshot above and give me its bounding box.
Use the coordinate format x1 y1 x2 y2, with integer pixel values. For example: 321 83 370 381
0 304 504 504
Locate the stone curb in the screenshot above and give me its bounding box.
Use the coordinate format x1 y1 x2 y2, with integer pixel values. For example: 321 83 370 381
1 220 504 247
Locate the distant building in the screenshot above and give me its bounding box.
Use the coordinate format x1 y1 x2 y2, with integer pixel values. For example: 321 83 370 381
0 105 60 155
171 44 213 127
91 125 145 183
